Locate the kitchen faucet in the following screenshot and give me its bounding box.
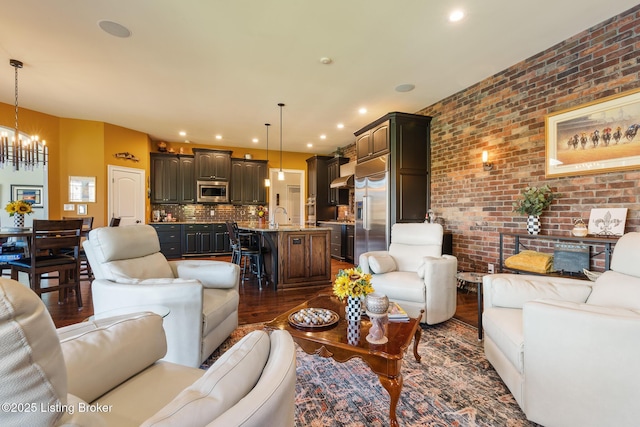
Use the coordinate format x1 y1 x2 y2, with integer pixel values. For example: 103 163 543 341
270 207 288 228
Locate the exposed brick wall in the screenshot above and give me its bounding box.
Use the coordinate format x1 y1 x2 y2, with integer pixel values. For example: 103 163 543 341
416 5 640 273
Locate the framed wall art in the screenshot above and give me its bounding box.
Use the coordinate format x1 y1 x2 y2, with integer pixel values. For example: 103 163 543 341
545 88 640 178
76 204 88 216
69 176 96 202
587 208 627 237
11 184 44 208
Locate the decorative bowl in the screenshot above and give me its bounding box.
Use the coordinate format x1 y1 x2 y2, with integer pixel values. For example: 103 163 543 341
366 292 389 315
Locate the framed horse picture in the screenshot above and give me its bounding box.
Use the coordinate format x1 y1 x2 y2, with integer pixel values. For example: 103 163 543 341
545 88 640 178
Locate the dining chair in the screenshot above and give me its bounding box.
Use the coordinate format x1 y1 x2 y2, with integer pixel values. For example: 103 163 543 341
9 219 84 307
63 216 94 279
225 221 266 289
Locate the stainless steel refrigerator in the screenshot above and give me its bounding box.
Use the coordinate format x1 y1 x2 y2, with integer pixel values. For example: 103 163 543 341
355 155 389 263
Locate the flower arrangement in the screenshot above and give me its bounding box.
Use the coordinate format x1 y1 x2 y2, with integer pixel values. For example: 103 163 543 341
512 185 560 216
5 200 34 217
333 266 374 300
257 205 268 219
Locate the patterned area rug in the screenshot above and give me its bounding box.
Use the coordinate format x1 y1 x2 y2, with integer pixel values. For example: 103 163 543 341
202 319 539 427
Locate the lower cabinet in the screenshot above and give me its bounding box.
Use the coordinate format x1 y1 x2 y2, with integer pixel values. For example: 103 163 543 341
152 223 230 258
346 225 354 263
150 224 182 259
278 230 330 288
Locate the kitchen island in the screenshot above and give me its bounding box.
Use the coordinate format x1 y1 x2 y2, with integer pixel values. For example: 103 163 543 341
237 222 331 290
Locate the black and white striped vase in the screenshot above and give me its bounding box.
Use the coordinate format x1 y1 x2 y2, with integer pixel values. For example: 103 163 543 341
527 215 540 235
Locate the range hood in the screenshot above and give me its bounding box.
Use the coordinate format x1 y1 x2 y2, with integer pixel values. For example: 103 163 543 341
330 161 355 188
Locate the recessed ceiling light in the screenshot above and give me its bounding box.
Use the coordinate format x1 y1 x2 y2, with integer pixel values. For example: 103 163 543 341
179 131 186 137
252 138 259 143
395 84 415 92
98 20 131 38
337 123 344 129
307 143 313 148
215 135 222 140
359 108 367 114
320 134 327 140
449 9 465 22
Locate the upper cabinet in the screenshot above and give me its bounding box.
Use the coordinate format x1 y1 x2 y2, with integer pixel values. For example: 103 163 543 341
355 121 389 162
193 148 232 181
230 158 267 205
150 154 179 203
151 153 195 204
178 155 195 203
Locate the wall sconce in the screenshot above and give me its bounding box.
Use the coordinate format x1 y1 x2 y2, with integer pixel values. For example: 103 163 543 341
482 150 493 171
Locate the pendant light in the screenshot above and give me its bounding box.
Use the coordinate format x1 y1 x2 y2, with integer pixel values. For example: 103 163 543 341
0 59 48 171
277 103 285 181
264 123 271 187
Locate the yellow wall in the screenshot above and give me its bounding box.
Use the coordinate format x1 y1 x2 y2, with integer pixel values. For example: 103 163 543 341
1 101 314 225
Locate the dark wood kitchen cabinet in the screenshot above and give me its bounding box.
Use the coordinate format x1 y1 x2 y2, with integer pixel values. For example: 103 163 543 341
150 223 182 258
182 223 215 255
230 158 267 205
150 154 179 203
193 148 232 181
306 155 335 221
178 155 195 203
355 112 432 223
355 121 389 163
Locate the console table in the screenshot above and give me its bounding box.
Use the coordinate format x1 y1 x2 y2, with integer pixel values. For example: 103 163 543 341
499 232 619 275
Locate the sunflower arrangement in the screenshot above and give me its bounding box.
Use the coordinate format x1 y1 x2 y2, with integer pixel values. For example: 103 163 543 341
256 205 268 219
333 266 374 300
5 200 34 217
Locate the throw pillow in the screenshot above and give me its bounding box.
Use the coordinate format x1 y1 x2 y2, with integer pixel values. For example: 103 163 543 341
369 255 397 274
586 270 640 310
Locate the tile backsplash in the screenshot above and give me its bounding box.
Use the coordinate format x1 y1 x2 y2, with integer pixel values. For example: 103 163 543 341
151 204 266 223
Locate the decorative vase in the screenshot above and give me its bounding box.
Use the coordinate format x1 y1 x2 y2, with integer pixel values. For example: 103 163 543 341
13 213 25 228
366 311 389 344
366 292 389 315
346 296 362 323
526 215 540 235
572 219 588 237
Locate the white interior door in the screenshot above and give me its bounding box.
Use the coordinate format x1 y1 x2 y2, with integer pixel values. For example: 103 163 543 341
108 165 145 226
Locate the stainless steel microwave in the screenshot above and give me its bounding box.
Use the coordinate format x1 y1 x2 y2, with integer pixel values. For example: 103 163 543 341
197 180 229 203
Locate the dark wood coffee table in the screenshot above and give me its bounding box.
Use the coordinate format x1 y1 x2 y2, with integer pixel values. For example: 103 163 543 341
264 293 423 427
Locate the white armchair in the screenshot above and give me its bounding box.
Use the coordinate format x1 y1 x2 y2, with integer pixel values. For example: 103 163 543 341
83 225 240 367
483 232 640 427
0 277 297 427
359 223 457 324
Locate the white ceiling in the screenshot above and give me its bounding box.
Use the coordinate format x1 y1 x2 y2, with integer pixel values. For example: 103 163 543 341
0 1 637 155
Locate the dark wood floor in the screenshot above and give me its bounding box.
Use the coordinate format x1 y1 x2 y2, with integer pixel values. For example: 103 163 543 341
30 256 478 329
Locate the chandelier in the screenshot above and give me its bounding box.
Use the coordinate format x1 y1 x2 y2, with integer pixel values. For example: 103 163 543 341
0 59 48 171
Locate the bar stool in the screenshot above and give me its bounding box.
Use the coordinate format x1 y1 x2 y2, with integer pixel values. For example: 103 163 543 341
225 221 266 289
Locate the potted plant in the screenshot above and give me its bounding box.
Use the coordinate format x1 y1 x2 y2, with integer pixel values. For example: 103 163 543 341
512 185 559 234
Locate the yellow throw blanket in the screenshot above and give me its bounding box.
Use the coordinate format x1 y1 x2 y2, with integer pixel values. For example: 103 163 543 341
504 250 554 274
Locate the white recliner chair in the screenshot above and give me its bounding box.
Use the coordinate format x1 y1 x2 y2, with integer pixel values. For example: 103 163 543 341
83 225 240 367
0 277 296 427
359 223 457 324
483 231 640 427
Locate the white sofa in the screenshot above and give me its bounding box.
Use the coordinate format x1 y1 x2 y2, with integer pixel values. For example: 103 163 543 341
359 223 457 324
83 225 240 367
0 277 296 427
483 231 640 427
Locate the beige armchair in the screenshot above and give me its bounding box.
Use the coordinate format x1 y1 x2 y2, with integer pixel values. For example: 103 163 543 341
0 277 297 427
483 232 640 427
83 225 240 367
359 223 457 324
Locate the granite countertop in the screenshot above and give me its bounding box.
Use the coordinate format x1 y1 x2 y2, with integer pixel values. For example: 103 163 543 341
317 220 355 226
237 221 332 232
